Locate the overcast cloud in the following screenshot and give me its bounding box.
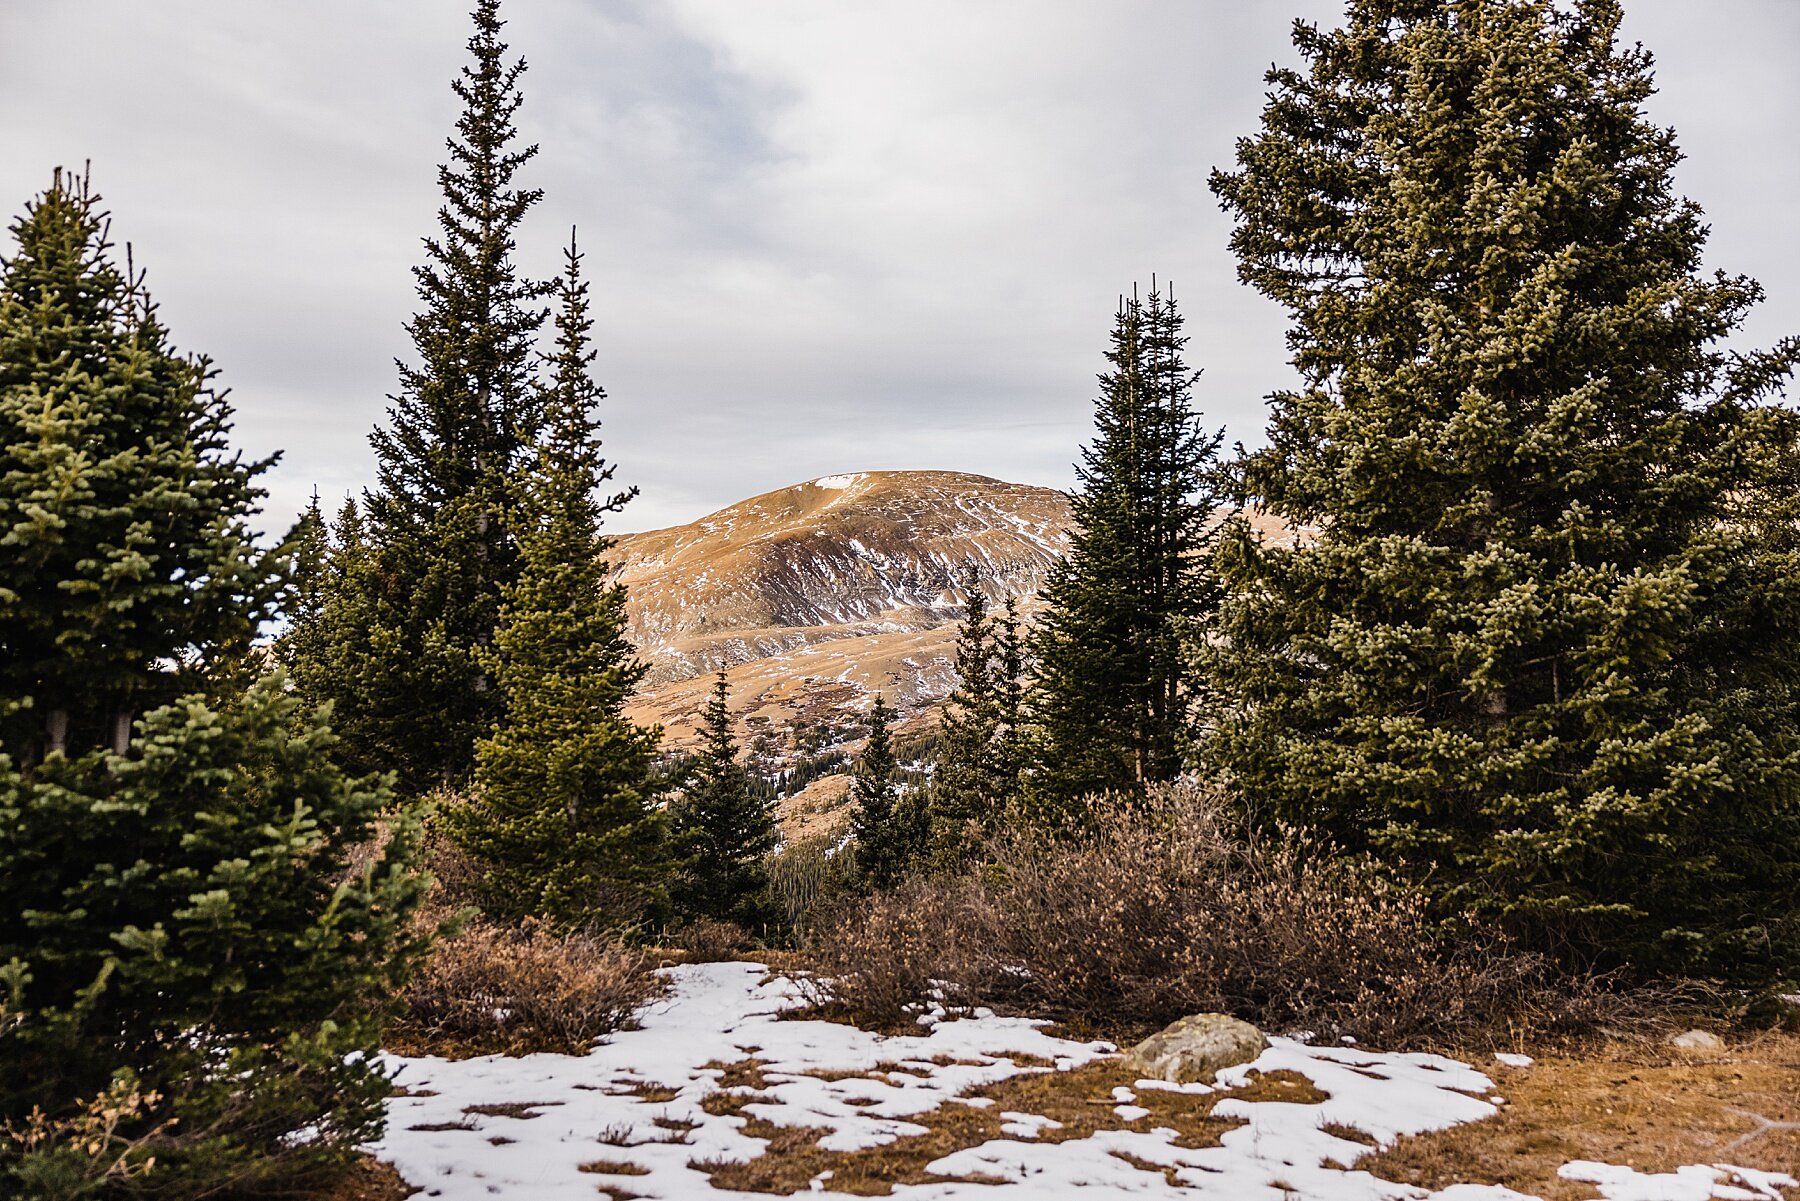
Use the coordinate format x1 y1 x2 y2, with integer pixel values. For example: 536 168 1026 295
2 1 1795 533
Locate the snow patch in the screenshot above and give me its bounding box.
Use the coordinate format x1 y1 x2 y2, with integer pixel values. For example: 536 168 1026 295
1559 1160 1797 1201
813 473 865 490
370 962 1796 1201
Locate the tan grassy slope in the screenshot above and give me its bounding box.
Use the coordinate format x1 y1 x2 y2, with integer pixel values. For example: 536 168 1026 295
610 470 1071 684
610 471 1072 757
611 469 1296 765
1361 1033 1800 1198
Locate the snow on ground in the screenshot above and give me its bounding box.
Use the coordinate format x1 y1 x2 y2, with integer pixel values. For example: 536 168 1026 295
371 961 1797 1201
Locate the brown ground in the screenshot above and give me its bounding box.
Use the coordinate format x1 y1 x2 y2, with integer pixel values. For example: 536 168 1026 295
688 1058 1324 1196
328 1032 1800 1199
1360 1032 1800 1199
776 773 856 843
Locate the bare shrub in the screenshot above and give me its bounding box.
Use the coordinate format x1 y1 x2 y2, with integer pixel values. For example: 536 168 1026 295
668 917 752 963
395 918 660 1056
806 781 1629 1048
795 878 995 1031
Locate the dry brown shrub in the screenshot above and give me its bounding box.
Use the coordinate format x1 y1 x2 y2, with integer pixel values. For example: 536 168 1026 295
394 918 660 1056
793 876 995 1032
666 916 752 963
805 781 1633 1048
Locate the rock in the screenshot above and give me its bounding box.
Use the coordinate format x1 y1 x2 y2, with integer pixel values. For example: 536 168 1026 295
1669 1028 1725 1051
1122 1014 1267 1084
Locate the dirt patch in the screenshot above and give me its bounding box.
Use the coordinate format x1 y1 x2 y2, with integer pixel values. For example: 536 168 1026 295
462 1101 563 1119
1360 1033 1800 1200
580 1157 652 1176
689 1057 1244 1195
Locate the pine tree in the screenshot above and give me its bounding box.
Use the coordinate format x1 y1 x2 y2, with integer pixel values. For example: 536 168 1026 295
0 168 282 765
0 172 426 1194
851 693 909 888
671 672 778 929
1206 0 1800 980
309 0 551 792
447 234 668 929
928 570 1027 869
1027 285 1224 818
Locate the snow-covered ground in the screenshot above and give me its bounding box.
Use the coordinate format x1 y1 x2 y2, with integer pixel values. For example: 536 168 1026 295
372 961 1795 1201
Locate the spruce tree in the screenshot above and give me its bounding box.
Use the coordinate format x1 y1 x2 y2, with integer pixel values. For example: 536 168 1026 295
1206 0 1800 980
992 597 1027 790
1027 285 1224 818
928 571 1026 869
671 672 778 929
310 0 551 792
851 693 908 888
0 168 282 764
448 235 668 930
0 173 426 1194
279 489 329 682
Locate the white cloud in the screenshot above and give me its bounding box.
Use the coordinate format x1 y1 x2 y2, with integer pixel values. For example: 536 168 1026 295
1 1 1794 533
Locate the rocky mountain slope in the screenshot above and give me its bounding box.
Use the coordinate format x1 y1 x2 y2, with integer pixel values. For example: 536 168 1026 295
610 471 1072 764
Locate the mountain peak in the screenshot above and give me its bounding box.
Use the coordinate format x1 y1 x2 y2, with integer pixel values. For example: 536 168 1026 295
612 470 1071 756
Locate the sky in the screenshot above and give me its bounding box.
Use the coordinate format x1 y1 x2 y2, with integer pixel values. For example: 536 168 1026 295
3 1 1796 534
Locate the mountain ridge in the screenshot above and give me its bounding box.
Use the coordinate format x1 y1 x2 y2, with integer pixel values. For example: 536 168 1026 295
610 471 1072 795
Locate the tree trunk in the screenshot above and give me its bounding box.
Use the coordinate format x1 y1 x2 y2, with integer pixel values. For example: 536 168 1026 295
46 708 69 756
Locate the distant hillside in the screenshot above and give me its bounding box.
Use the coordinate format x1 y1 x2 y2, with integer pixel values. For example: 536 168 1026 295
611 471 1070 684
611 472 1070 771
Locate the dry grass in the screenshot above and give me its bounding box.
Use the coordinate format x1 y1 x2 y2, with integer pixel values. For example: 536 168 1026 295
663 916 754 963
684 1057 1357 1195
579 1157 652 1175
803 782 1639 1049
1360 1032 1800 1198
390 917 661 1057
698 1041 1799 1196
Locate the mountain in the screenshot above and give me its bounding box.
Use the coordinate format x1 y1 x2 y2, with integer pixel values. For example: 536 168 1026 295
609 471 1071 776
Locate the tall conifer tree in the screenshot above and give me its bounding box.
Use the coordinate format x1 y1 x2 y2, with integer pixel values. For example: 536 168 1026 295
851 693 908 888
1207 0 1800 980
448 235 667 929
314 0 551 792
1027 285 1223 817
0 169 281 764
0 172 425 1194
672 673 778 929
929 570 1025 868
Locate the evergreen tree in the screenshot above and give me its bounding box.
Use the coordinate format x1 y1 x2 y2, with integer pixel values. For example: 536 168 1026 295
0 168 282 765
992 596 1027 788
851 693 909 888
928 570 1026 869
672 672 778 929
284 496 395 760
1027 285 1224 818
1206 0 1800 980
447 234 668 930
0 173 426 1195
279 489 330 682
308 0 551 792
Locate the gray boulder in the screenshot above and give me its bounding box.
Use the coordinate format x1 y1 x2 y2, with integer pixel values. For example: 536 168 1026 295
1122 1013 1267 1084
